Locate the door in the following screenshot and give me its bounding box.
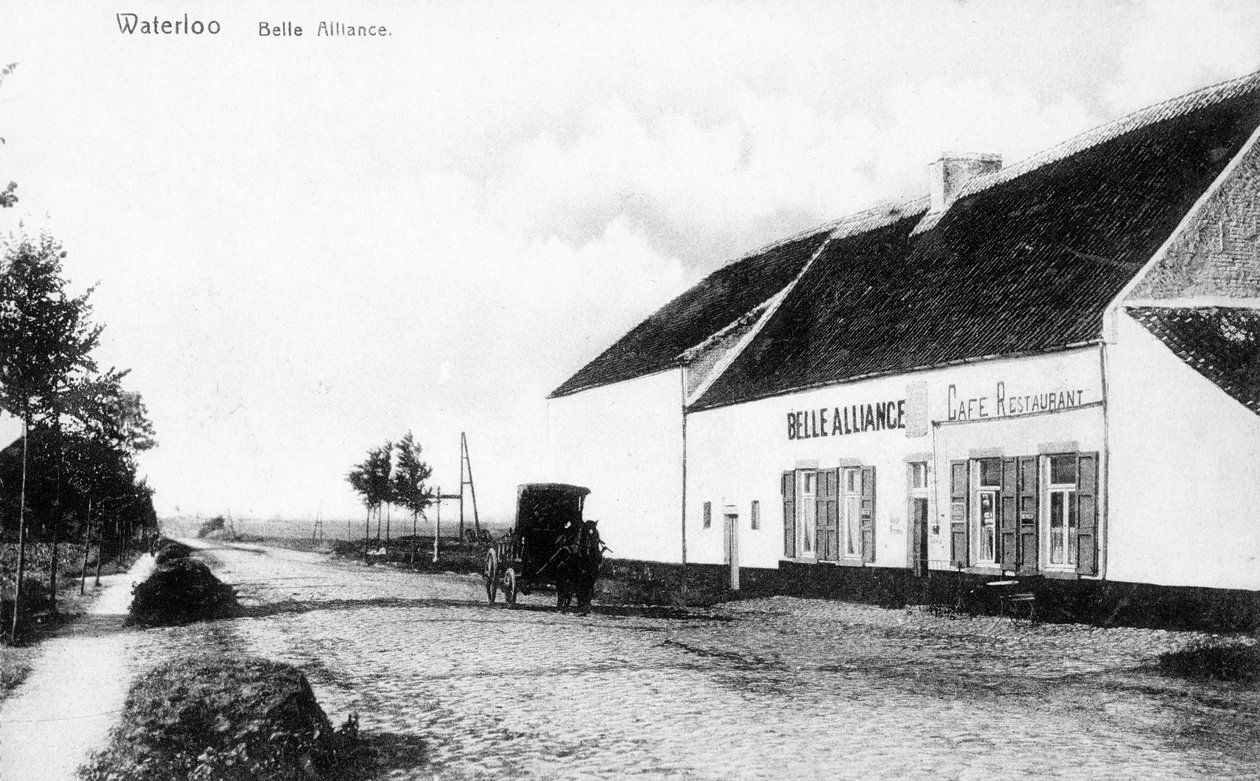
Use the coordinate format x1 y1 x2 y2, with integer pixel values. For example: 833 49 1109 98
723 512 740 590
912 497 929 576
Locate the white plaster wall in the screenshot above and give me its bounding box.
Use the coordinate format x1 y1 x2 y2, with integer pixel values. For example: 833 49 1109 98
547 370 684 563
1107 313 1260 590
686 349 1104 571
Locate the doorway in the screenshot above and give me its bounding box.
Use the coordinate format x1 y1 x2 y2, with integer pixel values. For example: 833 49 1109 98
723 512 740 590
912 497 929 576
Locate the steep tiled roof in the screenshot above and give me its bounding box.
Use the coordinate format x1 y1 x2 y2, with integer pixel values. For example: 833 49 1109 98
1128 307 1260 415
548 228 831 398
693 75 1260 410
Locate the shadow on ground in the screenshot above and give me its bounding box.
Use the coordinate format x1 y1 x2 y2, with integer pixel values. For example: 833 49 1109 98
238 596 727 623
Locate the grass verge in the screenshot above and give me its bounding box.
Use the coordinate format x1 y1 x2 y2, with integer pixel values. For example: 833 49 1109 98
1159 637 1260 684
80 654 372 780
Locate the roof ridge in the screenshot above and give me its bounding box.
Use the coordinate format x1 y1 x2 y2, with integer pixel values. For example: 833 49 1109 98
708 71 1260 279
954 69 1260 201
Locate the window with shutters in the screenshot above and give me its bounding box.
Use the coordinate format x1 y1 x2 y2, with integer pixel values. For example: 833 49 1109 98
1041 453 1099 575
781 467 868 561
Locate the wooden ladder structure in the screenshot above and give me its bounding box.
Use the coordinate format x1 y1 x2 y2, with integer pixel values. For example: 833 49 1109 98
457 431 481 543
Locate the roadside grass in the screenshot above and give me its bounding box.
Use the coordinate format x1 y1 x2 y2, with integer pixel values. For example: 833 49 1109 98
0 644 36 696
80 654 372 781
1159 637 1260 684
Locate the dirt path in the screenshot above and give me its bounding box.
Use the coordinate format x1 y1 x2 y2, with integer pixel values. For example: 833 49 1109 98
0 555 154 780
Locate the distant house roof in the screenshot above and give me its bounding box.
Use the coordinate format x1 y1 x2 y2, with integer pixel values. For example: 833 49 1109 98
693 73 1260 410
1128 306 1260 415
548 227 831 398
549 70 1260 408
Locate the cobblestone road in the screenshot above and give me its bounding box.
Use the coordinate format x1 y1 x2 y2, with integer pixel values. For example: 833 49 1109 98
115 543 1260 779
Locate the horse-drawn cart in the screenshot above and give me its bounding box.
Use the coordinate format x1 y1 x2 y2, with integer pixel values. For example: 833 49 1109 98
483 483 606 612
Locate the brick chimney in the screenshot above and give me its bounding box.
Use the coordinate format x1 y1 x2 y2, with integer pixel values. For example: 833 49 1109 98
913 152 1002 235
928 152 1003 212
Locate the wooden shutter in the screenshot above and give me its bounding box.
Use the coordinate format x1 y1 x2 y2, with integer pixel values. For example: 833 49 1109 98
782 471 795 559
950 460 969 567
1076 453 1099 576
1017 456 1039 574
999 457 1019 570
816 469 839 561
860 465 876 563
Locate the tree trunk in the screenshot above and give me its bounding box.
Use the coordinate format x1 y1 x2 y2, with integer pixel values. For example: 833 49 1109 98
80 498 92 596
363 507 370 562
50 442 62 612
10 416 29 643
94 510 104 587
410 510 417 568
385 503 391 545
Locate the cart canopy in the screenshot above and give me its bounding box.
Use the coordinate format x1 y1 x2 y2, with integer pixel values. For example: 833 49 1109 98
515 483 590 574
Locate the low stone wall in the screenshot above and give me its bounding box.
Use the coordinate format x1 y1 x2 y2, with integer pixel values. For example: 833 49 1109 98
599 557 1260 632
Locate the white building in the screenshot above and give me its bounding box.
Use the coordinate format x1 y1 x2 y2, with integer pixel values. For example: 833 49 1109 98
548 72 1260 617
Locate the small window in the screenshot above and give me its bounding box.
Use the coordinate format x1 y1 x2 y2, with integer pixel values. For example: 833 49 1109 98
1050 455 1076 485
845 469 859 493
909 462 928 490
750 500 760 530
703 501 712 529
979 458 1002 488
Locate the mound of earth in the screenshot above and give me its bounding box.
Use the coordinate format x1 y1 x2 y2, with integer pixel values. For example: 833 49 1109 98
126 556 237 626
80 655 370 780
153 541 194 566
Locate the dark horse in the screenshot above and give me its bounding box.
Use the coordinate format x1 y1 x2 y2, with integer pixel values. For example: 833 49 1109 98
552 519 606 614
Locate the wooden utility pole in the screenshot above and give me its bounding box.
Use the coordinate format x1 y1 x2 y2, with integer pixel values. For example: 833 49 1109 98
457 432 481 543
432 489 463 562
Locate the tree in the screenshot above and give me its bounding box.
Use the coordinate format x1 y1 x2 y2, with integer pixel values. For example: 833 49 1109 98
346 458 373 561
367 442 392 544
0 234 103 641
392 432 433 567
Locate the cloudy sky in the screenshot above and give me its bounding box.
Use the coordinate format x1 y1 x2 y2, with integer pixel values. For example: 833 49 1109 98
0 1 1257 524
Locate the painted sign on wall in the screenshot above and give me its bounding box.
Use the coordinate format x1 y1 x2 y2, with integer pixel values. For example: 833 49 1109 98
787 399 907 440
946 381 1090 422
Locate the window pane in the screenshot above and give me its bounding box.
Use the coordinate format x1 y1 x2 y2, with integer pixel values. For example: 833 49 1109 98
751 500 760 530
1050 491 1064 564
979 491 996 560
1051 455 1076 485
911 462 927 489
1068 492 1078 565
980 459 1002 487
845 496 859 555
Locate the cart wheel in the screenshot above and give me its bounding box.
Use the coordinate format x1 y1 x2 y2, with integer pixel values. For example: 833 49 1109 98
483 549 498 604
504 568 517 606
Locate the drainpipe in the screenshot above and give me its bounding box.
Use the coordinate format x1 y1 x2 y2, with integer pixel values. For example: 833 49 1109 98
679 364 688 597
